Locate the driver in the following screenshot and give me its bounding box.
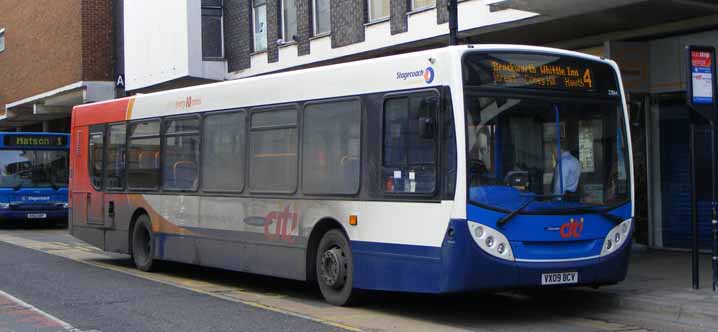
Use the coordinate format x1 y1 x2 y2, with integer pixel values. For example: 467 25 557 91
553 148 581 195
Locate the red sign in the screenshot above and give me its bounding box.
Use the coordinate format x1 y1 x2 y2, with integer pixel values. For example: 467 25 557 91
692 51 712 67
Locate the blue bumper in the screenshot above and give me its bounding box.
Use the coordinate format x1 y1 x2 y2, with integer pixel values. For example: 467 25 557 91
352 219 630 293
0 209 68 223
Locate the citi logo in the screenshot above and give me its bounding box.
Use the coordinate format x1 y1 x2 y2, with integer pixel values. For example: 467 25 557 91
559 218 584 239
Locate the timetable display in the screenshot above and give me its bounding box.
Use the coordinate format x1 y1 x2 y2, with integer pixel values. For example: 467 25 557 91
463 52 619 95
3 135 68 148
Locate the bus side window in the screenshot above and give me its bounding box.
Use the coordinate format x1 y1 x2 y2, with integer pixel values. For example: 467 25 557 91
88 125 105 190
162 116 200 191
249 107 298 193
302 99 361 195
127 120 161 190
202 111 246 192
106 123 126 189
382 93 438 194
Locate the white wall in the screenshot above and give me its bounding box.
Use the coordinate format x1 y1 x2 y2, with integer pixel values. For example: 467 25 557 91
124 0 192 90
124 0 226 91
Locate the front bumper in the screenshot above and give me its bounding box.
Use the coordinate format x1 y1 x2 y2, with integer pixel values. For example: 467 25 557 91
439 219 631 292
0 209 68 223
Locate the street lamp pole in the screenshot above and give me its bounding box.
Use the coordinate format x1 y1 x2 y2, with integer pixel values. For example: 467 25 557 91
448 0 458 45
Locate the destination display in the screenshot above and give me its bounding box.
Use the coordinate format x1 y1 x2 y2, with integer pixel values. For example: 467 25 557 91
463 52 619 95
3 135 68 148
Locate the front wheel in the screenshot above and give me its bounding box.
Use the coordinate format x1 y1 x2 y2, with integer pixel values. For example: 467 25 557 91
316 229 355 306
131 214 157 272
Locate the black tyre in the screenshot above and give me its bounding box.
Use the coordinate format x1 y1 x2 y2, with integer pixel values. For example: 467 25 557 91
316 229 355 306
131 214 156 272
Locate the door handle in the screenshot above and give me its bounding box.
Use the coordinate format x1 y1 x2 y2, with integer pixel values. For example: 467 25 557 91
108 201 115 218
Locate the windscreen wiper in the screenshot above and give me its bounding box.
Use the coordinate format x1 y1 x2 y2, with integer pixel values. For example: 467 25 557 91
561 207 627 224
12 183 22 191
496 194 563 227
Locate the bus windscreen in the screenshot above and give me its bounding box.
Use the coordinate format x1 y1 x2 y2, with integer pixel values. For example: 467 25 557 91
463 52 619 95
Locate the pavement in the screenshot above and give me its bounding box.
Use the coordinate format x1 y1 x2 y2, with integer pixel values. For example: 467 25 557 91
591 247 718 329
0 228 716 332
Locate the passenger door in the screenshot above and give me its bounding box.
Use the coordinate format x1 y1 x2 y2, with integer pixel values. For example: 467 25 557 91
86 125 105 225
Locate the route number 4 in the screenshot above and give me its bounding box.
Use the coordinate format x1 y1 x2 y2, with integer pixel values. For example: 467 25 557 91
583 69 593 88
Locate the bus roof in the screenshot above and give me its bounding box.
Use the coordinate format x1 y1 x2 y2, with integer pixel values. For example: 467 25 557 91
72 45 619 127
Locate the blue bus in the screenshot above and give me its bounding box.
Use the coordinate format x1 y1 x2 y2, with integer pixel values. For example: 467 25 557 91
0 132 70 226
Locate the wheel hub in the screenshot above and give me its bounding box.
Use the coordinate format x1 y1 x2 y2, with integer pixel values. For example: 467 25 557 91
320 247 346 289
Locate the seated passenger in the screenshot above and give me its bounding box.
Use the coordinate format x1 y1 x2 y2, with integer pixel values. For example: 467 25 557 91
553 148 581 196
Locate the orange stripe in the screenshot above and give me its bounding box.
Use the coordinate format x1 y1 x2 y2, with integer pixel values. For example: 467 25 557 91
125 97 136 120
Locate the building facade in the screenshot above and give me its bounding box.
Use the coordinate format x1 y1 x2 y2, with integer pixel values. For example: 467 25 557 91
0 0 116 132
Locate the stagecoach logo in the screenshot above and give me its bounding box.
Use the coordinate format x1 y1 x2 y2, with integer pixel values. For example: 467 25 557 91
22 196 50 202
175 96 202 110
396 66 435 84
552 218 584 239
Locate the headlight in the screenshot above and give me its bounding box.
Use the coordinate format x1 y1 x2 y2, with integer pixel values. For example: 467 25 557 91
0 203 9 209
468 221 515 261
601 218 632 257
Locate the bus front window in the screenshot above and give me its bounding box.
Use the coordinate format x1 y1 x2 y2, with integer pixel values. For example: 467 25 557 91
0 150 69 189
466 96 629 212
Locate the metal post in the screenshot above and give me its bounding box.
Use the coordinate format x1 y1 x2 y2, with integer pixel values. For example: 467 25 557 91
690 123 700 289
448 0 458 46
714 115 718 293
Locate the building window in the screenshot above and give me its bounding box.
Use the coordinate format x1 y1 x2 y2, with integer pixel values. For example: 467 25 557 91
282 0 298 42
202 111 246 192
368 0 390 22
0 28 5 53
202 0 223 59
253 0 268 52
313 0 330 35
411 0 434 10
249 108 298 193
302 99 361 195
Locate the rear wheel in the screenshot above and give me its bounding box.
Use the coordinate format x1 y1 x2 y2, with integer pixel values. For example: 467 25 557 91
316 229 355 306
131 214 156 272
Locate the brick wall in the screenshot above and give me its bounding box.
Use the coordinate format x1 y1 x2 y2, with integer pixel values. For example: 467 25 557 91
437 0 449 24
81 0 113 81
0 0 83 113
390 0 409 35
267 0 281 63
224 0 253 72
331 0 365 48
296 0 312 56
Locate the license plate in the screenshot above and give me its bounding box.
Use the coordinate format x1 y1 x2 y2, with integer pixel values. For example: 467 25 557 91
541 272 578 285
27 213 47 219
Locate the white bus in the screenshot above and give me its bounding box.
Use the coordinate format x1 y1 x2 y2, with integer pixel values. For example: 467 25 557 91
70 45 634 305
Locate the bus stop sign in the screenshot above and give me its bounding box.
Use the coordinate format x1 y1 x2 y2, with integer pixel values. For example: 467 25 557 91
687 46 717 120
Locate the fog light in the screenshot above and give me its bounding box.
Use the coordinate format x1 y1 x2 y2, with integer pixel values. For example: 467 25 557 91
474 226 484 238
486 236 494 247
497 243 506 254
606 239 613 250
